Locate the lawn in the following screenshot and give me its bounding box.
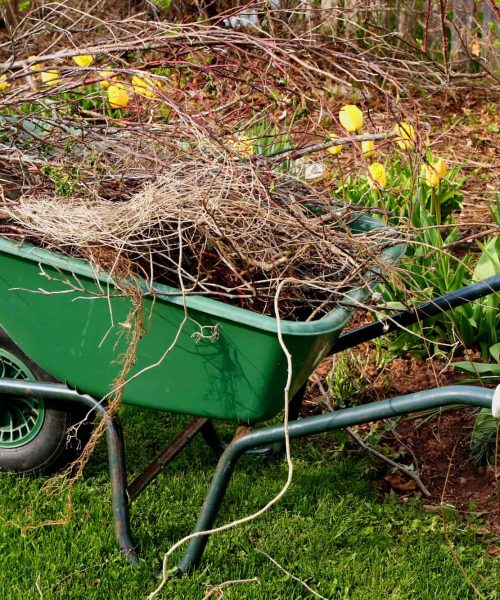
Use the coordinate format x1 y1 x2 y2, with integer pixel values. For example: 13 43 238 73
0 406 497 600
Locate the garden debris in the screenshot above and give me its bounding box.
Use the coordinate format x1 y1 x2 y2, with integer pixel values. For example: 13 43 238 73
1 143 398 320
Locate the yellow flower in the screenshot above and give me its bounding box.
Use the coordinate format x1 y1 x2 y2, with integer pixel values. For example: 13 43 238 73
327 134 342 155
435 158 447 177
131 74 160 99
28 56 41 71
232 137 254 158
98 69 115 89
362 139 376 158
0 75 9 92
368 162 387 189
40 69 60 85
107 84 129 109
422 158 446 187
73 54 94 68
394 122 416 150
339 104 363 133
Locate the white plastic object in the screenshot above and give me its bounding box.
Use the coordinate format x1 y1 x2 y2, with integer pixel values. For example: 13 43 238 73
492 385 500 419
303 162 327 183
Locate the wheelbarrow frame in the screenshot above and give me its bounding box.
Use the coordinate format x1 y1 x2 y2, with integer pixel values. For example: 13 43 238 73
0 274 498 570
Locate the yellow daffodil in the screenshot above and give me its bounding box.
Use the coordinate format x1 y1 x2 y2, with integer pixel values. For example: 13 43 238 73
98 69 115 89
339 104 363 133
131 74 160 99
394 122 416 150
0 75 9 92
73 54 94 68
422 158 446 187
368 162 387 189
107 84 129 109
231 137 254 158
40 69 60 86
28 56 41 71
362 139 376 158
327 134 342 156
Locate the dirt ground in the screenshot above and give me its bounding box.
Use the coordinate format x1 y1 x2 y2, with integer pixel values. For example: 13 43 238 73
384 409 498 515
309 350 499 529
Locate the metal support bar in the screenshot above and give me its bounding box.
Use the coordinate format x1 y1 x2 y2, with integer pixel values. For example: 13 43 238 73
177 385 494 572
0 379 138 565
127 417 209 503
332 274 500 353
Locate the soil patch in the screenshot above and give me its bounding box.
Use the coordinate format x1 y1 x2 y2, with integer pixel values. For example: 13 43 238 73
383 409 499 518
308 354 499 522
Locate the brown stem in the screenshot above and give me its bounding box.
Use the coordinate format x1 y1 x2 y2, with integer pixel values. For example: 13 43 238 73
313 374 432 498
267 131 397 163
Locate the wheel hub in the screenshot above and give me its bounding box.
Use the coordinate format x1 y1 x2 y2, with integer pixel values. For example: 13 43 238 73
0 349 45 448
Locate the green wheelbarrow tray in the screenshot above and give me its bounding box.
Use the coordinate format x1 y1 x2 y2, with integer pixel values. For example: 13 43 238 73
0 215 403 423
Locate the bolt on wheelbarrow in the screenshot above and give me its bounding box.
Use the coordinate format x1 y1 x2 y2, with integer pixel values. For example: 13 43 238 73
0 218 498 570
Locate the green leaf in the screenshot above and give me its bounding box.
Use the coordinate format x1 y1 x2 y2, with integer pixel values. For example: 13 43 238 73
489 343 500 363
473 236 500 281
380 301 406 310
452 361 500 377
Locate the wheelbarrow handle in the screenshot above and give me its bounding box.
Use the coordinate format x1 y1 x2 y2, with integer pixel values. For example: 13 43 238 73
331 273 500 354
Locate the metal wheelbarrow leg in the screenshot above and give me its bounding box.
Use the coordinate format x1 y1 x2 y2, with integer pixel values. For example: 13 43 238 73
177 385 496 572
0 379 138 565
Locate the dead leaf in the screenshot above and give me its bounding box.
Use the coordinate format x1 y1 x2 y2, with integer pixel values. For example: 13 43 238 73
470 39 481 57
384 474 417 492
303 162 328 183
486 546 500 557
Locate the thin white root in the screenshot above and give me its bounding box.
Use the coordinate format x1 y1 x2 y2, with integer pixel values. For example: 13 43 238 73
202 577 259 599
147 278 296 600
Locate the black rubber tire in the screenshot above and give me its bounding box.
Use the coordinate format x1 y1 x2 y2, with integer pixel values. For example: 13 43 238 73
0 330 93 474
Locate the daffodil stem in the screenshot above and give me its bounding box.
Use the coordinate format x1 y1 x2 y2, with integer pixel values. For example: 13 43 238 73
431 187 441 225
336 155 345 198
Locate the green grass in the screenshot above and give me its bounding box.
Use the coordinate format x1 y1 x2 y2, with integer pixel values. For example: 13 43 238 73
0 407 497 600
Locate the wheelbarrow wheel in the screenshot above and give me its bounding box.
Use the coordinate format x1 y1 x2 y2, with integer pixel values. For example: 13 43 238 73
0 334 93 474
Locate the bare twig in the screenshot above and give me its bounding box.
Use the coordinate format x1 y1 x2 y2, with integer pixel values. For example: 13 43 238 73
267 131 397 162
313 374 432 498
346 427 431 498
256 549 330 600
202 577 259 599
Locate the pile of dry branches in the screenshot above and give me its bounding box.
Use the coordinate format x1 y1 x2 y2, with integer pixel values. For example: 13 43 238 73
2 142 397 319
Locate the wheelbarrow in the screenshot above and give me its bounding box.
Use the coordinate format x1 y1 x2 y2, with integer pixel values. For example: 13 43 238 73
0 215 498 571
